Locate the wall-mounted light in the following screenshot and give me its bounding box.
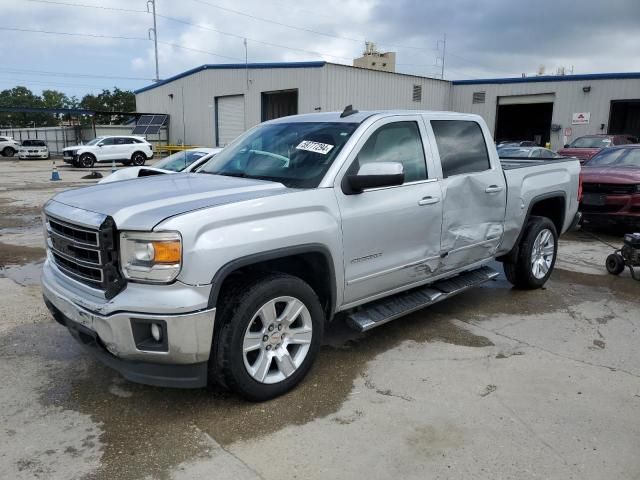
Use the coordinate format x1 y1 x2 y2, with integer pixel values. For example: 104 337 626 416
582 86 591 93
168 93 174 99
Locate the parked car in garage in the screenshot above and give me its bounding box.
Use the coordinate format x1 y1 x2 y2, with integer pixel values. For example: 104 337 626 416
18 139 49 159
0 136 21 157
558 134 637 163
99 148 222 183
62 136 154 168
498 146 564 159
580 145 640 228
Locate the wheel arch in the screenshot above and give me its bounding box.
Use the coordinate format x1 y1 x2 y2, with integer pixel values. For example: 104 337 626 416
208 244 337 322
131 150 147 160
498 191 566 263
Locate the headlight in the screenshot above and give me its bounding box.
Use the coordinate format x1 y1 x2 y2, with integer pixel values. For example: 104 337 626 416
120 231 182 283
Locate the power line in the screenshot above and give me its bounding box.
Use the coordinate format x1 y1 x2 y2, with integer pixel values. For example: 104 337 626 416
0 26 243 61
0 67 153 81
25 0 146 13
189 0 438 52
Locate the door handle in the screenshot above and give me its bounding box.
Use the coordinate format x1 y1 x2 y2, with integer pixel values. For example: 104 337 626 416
418 196 440 206
485 185 504 194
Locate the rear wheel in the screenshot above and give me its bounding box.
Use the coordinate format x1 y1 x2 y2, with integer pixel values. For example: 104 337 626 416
2 147 15 157
131 152 146 166
211 273 324 401
504 216 558 289
79 153 95 168
605 253 625 275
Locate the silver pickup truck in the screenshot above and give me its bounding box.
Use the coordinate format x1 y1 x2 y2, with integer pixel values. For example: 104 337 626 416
42 109 581 400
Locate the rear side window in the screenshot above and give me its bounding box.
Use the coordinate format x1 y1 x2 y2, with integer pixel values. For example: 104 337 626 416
431 120 491 177
355 121 427 183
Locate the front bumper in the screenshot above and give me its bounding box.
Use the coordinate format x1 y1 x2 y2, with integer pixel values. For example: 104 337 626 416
42 259 216 388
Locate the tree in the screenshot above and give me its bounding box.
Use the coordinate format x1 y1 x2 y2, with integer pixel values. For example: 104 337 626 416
80 88 135 124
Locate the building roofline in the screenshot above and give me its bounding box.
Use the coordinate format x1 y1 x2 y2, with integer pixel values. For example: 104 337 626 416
325 62 447 82
452 71 640 85
134 61 327 94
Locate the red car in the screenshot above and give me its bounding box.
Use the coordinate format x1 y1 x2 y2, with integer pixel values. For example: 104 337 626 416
580 145 640 228
558 134 637 163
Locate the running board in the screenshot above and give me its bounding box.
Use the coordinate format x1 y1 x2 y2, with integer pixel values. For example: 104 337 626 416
346 266 499 332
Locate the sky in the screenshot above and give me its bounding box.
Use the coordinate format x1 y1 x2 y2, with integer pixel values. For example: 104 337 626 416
2 0 640 97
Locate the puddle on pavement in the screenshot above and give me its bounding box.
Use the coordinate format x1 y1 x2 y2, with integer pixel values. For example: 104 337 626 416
7 265 631 480
0 242 45 267
0 261 43 286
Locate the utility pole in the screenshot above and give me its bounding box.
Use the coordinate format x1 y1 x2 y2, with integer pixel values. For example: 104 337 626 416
147 0 160 82
437 33 447 80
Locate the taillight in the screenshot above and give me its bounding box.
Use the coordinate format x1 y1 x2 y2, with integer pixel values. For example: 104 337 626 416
578 174 583 202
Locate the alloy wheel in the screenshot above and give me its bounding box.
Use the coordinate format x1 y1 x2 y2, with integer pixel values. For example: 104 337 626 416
530 228 555 279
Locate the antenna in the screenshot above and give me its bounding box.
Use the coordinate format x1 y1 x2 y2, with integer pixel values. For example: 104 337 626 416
340 105 359 118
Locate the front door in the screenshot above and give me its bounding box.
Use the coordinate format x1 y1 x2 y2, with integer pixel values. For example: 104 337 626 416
428 119 507 272
97 137 116 161
335 116 443 306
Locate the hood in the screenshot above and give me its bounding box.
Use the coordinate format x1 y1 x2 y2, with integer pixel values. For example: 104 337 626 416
580 166 640 185
98 166 171 184
50 173 293 230
557 147 600 162
63 145 83 151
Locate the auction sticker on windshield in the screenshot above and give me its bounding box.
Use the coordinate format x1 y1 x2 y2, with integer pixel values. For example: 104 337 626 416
296 140 334 155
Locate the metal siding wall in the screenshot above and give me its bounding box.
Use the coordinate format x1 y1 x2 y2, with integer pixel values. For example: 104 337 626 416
323 64 451 111
134 64 454 146
451 78 640 149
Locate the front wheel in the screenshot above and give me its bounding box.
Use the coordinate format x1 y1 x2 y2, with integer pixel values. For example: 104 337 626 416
504 216 558 289
79 153 95 168
211 273 324 401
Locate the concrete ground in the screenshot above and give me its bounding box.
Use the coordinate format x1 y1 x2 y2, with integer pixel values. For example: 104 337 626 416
1 158 639 480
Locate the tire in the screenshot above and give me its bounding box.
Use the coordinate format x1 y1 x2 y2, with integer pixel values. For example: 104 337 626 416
211 273 324 401
2 147 15 157
504 216 558 289
605 253 625 275
131 151 146 166
79 153 95 168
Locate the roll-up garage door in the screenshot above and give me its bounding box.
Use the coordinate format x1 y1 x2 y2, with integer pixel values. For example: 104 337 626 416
498 93 555 105
215 95 245 147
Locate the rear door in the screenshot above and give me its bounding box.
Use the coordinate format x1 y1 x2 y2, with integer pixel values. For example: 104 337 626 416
428 118 507 272
335 116 443 306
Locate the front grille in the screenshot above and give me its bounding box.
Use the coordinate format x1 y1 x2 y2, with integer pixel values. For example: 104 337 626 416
583 183 636 195
46 215 126 298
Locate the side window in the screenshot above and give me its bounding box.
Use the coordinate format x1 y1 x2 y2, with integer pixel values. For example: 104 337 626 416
115 137 128 145
353 121 427 183
431 120 491 177
530 149 542 158
100 137 114 146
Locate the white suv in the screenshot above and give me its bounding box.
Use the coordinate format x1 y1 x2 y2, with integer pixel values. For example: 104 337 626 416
0 136 21 157
63 136 154 168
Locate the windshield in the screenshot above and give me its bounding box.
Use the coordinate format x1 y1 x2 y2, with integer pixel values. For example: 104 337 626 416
154 150 211 172
200 122 359 188
569 137 611 148
586 148 640 167
499 147 530 158
21 140 46 147
85 137 104 146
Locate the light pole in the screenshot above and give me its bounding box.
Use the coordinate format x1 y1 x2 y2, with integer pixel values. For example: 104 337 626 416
147 0 160 82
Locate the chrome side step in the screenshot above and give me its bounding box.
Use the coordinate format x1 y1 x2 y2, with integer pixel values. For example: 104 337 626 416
346 266 499 332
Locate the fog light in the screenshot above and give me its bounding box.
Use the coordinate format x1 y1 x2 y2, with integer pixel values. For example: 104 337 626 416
150 323 162 342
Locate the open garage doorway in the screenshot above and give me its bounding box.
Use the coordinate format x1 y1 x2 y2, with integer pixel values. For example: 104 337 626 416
261 89 298 121
609 100 640 139
495 94 554 146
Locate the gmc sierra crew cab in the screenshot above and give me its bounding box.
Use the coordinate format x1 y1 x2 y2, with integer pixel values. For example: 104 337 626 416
42 109 581 401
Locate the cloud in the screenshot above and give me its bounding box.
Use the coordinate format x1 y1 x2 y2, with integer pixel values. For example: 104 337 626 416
2 0 640 95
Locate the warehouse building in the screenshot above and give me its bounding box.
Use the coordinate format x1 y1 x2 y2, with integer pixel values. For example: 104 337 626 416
135 62 640 150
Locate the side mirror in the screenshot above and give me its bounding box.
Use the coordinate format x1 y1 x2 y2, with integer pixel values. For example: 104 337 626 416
345 162 405 194
97 143 103 147
564 144 570 148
